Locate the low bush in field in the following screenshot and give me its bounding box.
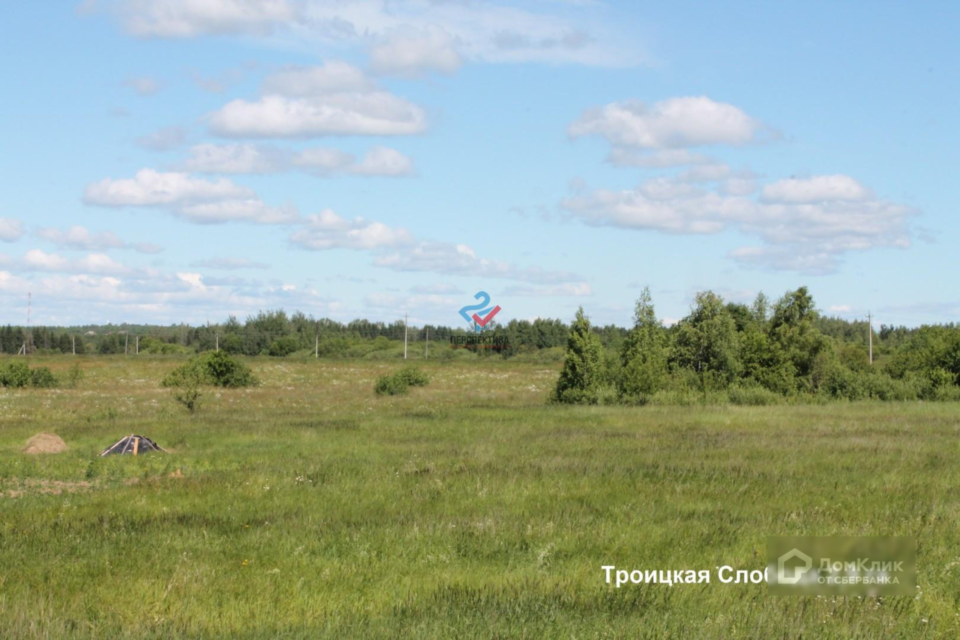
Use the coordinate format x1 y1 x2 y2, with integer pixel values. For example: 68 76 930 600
162 350 258 388
0 361 58 388
728 384 782 406
374 366 430 396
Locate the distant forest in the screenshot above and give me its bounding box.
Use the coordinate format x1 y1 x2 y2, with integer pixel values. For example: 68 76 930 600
1 286 958 402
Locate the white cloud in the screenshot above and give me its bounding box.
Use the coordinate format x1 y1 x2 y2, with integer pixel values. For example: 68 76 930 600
370 26 463 77
105 1 643 68
0 218 25 242
183 143 287 174
348 146 415 176
829 305 853 313
569 96 764 149
115 0 295 38
123 75 160 95
262 61 374 96
191 257 270 269
36 225 163 254
563 173 914 275
84 169 252 206
135 125 188 151
207 92 428 138
182 143 415 178
176 199 300 225
20 249 131 275
289 209 414 250
760 175 871 203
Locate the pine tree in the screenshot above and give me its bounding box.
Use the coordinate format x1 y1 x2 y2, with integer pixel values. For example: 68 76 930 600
618 287 666 403
553 307 603 404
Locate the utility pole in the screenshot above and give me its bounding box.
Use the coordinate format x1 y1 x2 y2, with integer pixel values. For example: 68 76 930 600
425 327 429 359
867 311 873 365
72 335 75 355
24 292 32 356
403 313 409 360
315 333 319 358
124 333 129 355
215 333 219 352
136 335 139 355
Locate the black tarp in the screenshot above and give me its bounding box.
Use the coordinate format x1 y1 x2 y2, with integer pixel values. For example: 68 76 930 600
100 435 167 456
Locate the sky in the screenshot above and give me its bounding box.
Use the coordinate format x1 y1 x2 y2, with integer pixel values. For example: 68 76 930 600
0 1 957 329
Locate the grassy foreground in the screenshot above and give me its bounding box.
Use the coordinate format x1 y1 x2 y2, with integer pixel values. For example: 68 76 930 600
1 355 959 638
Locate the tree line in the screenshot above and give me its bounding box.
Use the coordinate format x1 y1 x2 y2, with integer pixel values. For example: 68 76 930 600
554 287 960 404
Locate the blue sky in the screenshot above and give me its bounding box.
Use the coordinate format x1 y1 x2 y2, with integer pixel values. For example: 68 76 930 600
0 1 956 329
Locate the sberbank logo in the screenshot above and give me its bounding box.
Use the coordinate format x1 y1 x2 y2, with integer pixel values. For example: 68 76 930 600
767 536 915 596
776 548 812 585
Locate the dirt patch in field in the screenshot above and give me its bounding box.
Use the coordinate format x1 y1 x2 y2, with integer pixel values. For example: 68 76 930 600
22 433 67 455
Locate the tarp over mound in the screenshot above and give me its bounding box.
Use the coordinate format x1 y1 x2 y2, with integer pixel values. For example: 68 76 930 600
100 435 167 456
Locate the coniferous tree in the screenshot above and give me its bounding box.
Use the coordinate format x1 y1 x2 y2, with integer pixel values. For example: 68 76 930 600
553 307 603 404
618 287 666 403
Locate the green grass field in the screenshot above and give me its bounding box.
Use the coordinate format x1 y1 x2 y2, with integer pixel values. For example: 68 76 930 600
1 355 959 638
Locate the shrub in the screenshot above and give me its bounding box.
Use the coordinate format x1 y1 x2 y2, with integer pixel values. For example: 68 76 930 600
0 362 31 388
172 371 203 413
163 350 258 388
30 367 58 389
268 336 300 357
374 367 430 396
65 362 85 388
396 366 429 387
374 374 409 396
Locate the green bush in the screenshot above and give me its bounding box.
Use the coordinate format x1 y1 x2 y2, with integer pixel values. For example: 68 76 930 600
374 374 409 396
30 367 58 388
396 366 429 387
65 362 85 388
268 336 300 357
0 362 31 388
163 350 258 388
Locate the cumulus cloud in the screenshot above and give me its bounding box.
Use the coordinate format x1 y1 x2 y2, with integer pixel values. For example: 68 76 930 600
501 283 593 297
289 209 414 250
208 92 428 138
183 143 415 177
0 218 25 242
83 168 300 225
569 96 765 149
409 283 464 295
370 26 463 77
114 0 295 38
36 225 162 254
562 173 914 275
760 175 872 203
347 146 415 176
176 199 299 225
84 169 252 206
20 249 131 275
207 63 427 139
607 148 714 168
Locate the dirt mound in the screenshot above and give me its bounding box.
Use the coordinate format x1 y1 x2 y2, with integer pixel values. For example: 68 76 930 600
22 433 67 455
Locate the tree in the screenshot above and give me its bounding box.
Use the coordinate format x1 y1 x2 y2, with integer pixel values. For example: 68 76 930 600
618 287 666 403
553 307 603 404
672 291 741 392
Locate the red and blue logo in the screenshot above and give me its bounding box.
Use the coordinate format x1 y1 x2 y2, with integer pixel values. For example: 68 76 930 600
458 291 501 333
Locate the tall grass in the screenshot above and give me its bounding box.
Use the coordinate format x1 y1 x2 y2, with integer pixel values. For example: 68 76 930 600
0 355 956 637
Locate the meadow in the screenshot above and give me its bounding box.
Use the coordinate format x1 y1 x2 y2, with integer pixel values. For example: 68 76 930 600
1 355 959 638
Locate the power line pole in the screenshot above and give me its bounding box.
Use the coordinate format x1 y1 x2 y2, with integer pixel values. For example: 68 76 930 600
124 333 129 355
425 327 429 359
867 311 873 365
72 335 75 355
403 313 408 360
215 333 219 352
135 335 139 355
315 333 319 358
